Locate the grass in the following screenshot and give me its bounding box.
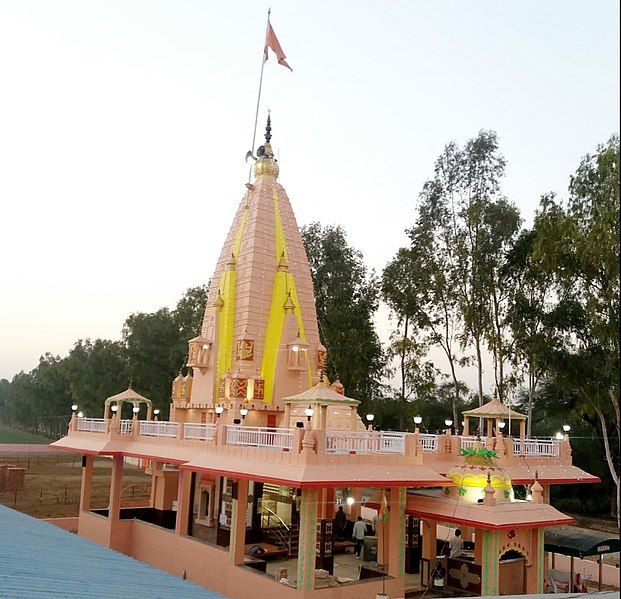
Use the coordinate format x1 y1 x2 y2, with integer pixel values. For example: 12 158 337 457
0 425 52 444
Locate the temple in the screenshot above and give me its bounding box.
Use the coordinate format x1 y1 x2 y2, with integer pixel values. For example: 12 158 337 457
51 119 602 598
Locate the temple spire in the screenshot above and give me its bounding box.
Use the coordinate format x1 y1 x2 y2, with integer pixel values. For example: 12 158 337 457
265 112 272 144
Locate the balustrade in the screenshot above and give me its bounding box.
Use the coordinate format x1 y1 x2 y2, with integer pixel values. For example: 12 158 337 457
226 425 294 450
119 420 133 435
513 438 560 457
139 421 179 438
76 418 106 433
418 433 438 453
325 430 406 454
183 423 215 441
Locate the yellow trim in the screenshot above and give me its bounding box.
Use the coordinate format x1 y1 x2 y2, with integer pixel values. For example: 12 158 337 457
215 205 248 386
260 190 313 402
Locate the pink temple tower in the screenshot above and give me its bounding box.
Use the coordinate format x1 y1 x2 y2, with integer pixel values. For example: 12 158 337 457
171 116 326 426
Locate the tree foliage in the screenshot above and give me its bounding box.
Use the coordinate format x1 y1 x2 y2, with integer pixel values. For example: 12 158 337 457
301 223 384 406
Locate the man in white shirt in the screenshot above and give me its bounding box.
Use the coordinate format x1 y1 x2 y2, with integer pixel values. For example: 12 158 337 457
449 528 464 558
352 516 367 559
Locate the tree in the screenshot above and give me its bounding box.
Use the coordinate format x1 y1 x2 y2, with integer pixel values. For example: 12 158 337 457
531 135 620 525
382 248 437 429
301 223 384 406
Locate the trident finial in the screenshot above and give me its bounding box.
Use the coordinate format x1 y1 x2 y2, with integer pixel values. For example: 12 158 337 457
265 111 272 143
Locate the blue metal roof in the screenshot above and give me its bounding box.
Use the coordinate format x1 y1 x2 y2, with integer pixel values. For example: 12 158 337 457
0 504 227 598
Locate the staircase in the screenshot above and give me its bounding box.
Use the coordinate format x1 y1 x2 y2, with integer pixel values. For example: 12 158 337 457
261 506 299 557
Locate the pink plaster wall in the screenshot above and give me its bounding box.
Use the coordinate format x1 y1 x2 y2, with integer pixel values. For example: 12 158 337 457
547 553 620 588
44 517 78 533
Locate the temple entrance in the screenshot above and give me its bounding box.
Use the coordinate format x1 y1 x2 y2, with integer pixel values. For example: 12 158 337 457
498 549 526 595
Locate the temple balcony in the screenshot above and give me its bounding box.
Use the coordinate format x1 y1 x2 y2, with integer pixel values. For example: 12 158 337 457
55 416 598 487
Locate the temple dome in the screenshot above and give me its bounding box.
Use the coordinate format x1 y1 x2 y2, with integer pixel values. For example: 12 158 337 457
445 444 514 504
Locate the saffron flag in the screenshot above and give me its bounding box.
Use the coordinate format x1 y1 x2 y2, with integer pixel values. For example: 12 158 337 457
264 20 292 71
378 490 389 522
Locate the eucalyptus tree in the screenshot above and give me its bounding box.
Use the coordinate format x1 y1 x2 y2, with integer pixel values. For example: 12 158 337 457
532 136 620 524
382 247 438 429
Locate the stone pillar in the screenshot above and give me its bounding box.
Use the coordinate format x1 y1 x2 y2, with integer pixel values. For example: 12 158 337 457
103 403 110 420
229 478 249 565
79 455 95 513
296 487 319 590
387 487 406 578
108 455 124 520
480 530 500 596
350 487 362 520
350 405 358 430
463 417 470 437
421 520 437 585
146 404 153 420
175 469 193 536
519 420 526 440
527 528 545 594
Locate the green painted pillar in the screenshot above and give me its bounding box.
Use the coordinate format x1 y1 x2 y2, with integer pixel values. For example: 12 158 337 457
387 487 407 578
481 530 499 596
296 487 318 590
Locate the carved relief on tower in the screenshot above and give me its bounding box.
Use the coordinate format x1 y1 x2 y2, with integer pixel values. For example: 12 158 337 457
230 376 248 400
252 378 265 401
317 343 327 370
235 339 255 361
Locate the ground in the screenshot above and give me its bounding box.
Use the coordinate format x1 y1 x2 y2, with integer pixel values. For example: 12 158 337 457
0 451 151 519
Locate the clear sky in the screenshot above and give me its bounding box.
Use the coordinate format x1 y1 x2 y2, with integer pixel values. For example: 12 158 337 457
0 1 619 388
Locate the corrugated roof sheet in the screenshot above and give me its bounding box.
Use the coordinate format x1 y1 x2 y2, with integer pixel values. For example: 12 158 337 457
0 504 226 598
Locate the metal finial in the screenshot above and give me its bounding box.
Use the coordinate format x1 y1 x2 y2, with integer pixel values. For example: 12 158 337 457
265 112 272 143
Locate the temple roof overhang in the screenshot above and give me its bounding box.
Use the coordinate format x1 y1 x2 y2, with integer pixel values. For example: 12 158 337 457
462 397 525 420
180 446 450 488
428 460 600 485
283 382 360 406
105 387 152 406
367 496 575 530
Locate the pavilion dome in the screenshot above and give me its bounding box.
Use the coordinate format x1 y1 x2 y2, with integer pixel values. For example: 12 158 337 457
445 443 514 504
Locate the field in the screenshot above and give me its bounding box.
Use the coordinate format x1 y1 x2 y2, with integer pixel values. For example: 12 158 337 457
0 425 53 444
0 452 151 519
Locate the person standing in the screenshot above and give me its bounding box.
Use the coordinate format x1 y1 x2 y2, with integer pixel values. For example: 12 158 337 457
334 505 347 539
352 516 367 559
449 528 464 558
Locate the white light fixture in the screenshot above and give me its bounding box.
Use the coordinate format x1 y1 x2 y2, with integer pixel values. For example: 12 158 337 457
562 424 571 433
77 411 84 418
202 343 210 350
498 421 506 429
153 409 160 415
71 404 78 412
132 406 140 414
304 405 314 422
346 496 355 506
240 407 248 418
554 432 564 440
413 415 422 425
445 419 453 427
291 345 300 353
215 405 224 417
366 414 375 422
110 405 118 413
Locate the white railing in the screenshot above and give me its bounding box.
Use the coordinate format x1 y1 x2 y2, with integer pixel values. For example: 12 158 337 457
419 433 438 453
377 431 406 453
139 421 179 438
226 426 294 450
459 435 487 450
183 423 216 441
77 418 106 433
120 420 133 435
513 438 560 457
325 430 406 454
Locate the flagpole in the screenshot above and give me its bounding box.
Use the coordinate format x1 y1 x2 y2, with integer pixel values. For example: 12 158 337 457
247 8 271 183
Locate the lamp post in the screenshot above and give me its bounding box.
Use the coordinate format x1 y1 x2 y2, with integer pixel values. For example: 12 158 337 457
498 421 506 435
132 406 140 421
413 415 422 434
444 418 453 434
562 424 571 438
71 404 78 413
365 413 374 431
305 405 314 423
240 407 248 423
554 431 564 440
77 411 84 418
153 409 160 422
215 405 224 418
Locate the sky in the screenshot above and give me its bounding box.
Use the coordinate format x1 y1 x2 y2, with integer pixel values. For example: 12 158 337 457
0 0 619 389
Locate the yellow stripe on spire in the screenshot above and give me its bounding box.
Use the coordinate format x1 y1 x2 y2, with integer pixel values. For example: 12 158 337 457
215 204 248 386
260 190 313 403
